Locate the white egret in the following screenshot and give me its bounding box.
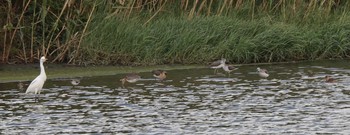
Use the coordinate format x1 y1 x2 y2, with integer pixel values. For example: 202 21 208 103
25 56 47 94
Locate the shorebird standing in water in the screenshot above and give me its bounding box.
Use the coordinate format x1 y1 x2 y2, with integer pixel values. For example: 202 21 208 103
223 64 238 77
152 70 167 81
209 58 226 74
120 73 141 87
325 75 336 83
257 67 269 78
26 56 47 95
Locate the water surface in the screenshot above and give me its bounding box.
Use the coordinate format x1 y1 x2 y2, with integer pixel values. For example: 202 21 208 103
1 60 350 134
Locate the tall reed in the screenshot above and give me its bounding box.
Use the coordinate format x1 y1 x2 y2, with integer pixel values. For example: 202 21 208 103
1 0 350 65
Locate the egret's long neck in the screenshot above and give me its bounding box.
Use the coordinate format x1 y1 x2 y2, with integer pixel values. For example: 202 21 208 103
40 60 46 76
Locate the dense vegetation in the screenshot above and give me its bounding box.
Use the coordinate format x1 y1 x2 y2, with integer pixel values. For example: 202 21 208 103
1 0 350 65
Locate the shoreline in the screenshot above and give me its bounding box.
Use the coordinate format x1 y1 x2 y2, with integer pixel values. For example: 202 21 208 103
0 64 202 83
1 59 342 83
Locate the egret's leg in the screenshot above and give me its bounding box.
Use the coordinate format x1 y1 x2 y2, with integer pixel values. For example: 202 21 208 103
35 94 39 102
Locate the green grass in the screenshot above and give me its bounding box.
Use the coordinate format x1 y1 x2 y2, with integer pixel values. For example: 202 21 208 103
81 14 350 65
3 1 350 65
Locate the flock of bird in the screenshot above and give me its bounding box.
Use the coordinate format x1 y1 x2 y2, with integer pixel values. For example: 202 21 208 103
24 56 169 94
120 69 167 87
24 56 335 95
209 58 269 78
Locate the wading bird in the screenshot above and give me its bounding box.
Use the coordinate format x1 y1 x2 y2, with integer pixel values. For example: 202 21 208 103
257 67 269 78
152 70 167 80
325 75 336 83
210 58 226 74
120 73 141 87
26 56 47 94
223 64 238 76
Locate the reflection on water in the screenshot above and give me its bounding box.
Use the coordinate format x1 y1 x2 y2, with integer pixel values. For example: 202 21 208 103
1 60 350 134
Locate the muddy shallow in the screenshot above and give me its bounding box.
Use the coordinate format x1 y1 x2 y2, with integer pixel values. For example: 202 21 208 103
1 60 350 134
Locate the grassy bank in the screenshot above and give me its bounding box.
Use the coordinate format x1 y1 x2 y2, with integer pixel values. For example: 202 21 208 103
82 14 350 65
0 64 201 83
2 0 350 65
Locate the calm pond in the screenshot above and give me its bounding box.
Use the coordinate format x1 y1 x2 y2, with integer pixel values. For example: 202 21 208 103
1 60 350 134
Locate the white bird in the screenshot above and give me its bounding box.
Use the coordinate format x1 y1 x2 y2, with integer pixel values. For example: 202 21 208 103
26 56 47 94
209 58 226 74
257 67 269 78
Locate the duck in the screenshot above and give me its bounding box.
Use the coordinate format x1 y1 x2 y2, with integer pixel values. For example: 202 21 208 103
325 75 336 83
120 73 141 87
257 67 269 78
152 70 167 80
17 82 28 90
71 79 80 86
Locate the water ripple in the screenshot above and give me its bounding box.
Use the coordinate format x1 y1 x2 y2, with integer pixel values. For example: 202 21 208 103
1 62 350 134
